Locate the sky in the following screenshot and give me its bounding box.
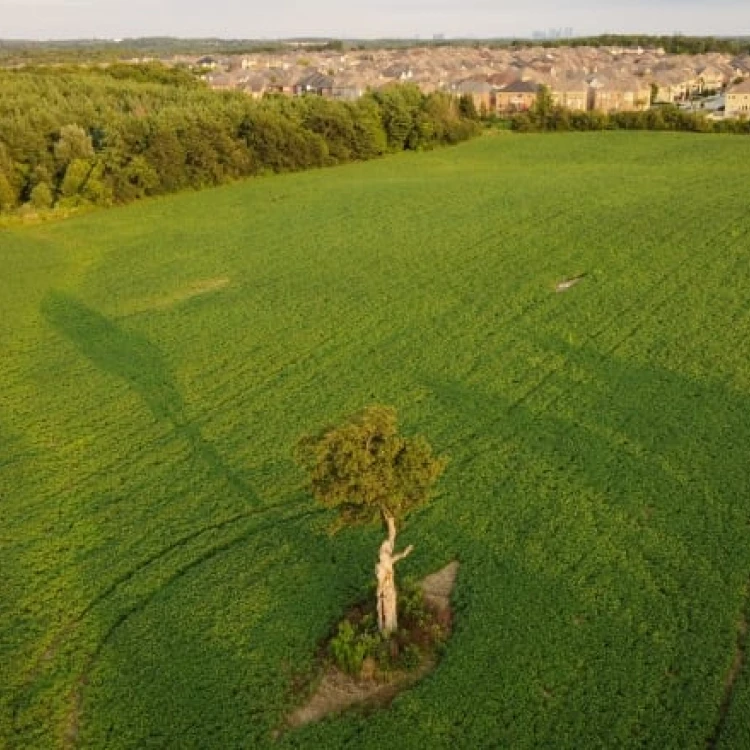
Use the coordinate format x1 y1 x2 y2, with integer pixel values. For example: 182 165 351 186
0 0 748 41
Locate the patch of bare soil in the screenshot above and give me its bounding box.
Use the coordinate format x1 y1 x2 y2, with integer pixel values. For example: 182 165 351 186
285 661 433 729
555 273 587 292
124 277 230 315
422 560 459 610
285 561 459 730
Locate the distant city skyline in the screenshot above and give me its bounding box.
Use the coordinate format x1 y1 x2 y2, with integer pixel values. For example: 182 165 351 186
0 0 748 41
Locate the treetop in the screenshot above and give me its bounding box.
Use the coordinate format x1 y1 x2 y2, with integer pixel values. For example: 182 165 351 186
295 405 447 531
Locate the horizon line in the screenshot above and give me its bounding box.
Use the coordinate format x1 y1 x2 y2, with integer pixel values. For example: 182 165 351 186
2 32 750 44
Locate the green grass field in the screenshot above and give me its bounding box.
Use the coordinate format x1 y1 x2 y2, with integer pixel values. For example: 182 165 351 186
2 131 750 749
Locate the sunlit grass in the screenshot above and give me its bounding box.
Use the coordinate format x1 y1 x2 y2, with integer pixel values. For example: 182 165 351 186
2 132 750 749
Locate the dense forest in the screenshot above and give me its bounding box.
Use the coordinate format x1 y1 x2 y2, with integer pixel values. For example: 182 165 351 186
0 67 480 218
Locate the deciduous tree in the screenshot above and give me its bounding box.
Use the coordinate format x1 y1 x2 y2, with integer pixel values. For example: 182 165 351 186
296 406 447 635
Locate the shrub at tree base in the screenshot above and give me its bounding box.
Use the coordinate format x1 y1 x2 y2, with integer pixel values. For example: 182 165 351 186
327 579 450 679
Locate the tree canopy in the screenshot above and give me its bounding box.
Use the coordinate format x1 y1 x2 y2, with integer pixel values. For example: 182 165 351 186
296 405 447 634
295 405 447 531
0 71 479 219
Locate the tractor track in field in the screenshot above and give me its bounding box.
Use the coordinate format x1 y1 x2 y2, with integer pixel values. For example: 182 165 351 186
706 577 750 750
434 208 749 468
437 197 734 400
59 506 322 749
25 498 306 678
427 213 750 749
12 501 322 745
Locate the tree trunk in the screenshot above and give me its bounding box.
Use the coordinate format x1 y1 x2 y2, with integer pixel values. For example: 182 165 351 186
376 514 413 635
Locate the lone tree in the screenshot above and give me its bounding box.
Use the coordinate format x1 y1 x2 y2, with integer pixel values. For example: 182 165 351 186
296 405 447 635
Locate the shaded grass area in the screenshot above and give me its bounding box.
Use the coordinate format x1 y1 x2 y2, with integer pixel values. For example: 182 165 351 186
2 132 750 748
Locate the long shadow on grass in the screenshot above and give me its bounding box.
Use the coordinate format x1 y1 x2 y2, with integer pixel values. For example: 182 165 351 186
41 290 254 501
69 503 371 749
31 292 329 746
423 339 750 748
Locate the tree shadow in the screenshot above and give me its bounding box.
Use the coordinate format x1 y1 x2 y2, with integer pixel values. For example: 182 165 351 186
41 290 255 502
419 338 750 748
425 336 750 530
26 292 333 746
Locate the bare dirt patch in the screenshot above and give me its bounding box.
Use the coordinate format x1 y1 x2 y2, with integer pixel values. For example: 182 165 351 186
555 273 587 292
123 277 230 315
285 561 459 730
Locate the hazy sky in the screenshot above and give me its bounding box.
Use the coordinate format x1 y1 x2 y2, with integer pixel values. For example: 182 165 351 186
0 0 748 40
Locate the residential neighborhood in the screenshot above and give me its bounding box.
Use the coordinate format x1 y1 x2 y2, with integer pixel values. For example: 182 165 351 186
165 44 750 116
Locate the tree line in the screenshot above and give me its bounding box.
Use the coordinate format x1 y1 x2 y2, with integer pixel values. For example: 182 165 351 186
3 35 749 64
511 34 750 56
505 86 750 134
0 68 480 217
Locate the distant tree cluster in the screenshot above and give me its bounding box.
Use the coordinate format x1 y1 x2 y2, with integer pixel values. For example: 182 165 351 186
0 39 287 65
0 69 479 218
522 34 750 56
504 86 750 134
2 35 749 64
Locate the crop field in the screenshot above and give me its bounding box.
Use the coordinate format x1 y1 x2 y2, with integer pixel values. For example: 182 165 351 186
2 131 750 749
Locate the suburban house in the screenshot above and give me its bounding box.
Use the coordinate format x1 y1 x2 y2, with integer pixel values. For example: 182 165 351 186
725 79 750 118
730 56 750 78
487 69 522 88
187 45 749 114
550 79 588 111
381 64 414 81
205 73 233 91
451 80 494 113
239 75 268 99
264 68 296 95
494 80 539 113
196 56 219 70
332 75 368 101
589 77 650 111
651 70 693 103
294 71 335 97
697 65 728 93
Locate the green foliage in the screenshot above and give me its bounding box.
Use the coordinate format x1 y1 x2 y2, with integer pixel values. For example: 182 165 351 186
296 405 447 529
397 577 431 628
458 94 479 121
362 84 476 153
551 34 750 56
327 581 446 677
0 169 16 210
2 36 748 67
103 62 202 88
2 134 750 747
59 158 93 201
329 620 382 676
0 69 479 218
510 102 750 134
531 84 555 127
400 643 423 670
54 123 94 164
29 181 53 209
